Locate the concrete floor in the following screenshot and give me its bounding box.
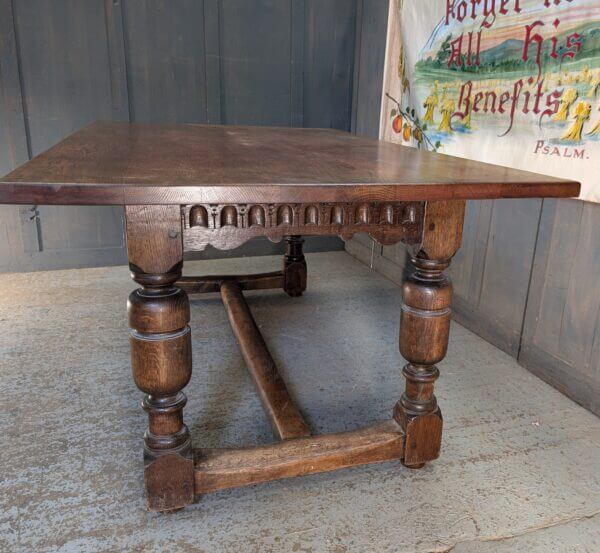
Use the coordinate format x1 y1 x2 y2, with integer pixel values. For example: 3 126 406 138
0 251 599 553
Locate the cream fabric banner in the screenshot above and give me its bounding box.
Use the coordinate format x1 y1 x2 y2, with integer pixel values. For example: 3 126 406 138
380 0 600 202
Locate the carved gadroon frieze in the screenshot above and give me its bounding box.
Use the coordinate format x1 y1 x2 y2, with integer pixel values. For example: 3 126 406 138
181 202 425 251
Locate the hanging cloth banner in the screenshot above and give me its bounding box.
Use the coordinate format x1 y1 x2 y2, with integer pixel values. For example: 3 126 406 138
380 0 600 203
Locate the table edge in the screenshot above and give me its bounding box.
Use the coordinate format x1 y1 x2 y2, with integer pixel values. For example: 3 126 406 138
0 181 581 206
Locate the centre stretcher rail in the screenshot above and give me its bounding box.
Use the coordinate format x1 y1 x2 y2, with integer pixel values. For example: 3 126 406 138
178 275 407 495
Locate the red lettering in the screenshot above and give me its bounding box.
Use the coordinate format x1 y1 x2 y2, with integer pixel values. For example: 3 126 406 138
533 79 544 114
448 35 464 67
545 89 562 116
470 0 480 19
456 0 468 21
499 79 523 136
482 0 496 28
545 0 575 8
455 81 473 119
466 32 474 66
523 89 532 114
463 30 483 67
484 91 497 112
563 33 582 60
498 91 511 113
473 92 485 112
550 20 582 62
522 20 544 79
539 89 562 126
446 0 455 24
448 0 522 27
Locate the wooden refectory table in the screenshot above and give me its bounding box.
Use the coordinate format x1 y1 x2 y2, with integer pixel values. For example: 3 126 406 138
0 122 580 511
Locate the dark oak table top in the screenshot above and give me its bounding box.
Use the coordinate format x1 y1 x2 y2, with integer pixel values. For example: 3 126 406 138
0 121 580 205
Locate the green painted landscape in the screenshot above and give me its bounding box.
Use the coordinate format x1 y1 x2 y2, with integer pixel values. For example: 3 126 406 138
415 21 600 83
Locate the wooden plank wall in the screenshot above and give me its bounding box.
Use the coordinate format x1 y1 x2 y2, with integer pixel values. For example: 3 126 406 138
347 2 599 415
520 199 600 415
12 0 127 269
351 0 389 139
0 0 357 272
0 0 30 265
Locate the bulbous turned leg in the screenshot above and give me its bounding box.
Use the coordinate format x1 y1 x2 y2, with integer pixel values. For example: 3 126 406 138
124 205 196 511
394 256 452 468
283 235 307 297
129 270 194 511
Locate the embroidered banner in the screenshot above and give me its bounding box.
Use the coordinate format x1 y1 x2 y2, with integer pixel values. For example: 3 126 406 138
380 0 600 202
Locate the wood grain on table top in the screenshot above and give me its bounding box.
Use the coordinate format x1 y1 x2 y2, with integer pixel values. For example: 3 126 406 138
0 121 580 205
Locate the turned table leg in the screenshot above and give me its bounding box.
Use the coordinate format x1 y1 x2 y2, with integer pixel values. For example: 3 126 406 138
394 200 465 468
395 256 450 467
283 235 307 297
125 205 194 511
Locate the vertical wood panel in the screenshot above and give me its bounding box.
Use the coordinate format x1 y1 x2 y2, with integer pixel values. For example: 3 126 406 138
122 0 207 123
529 200 581 353
219 0 292 126
15 1 115 154
351 0 388 138
448 200 486 299
479 200 541 336
290 0 305 127
203 0 222 124
304 0 356 130
0 0 29 171
460 201 494 302
520 199 600 415
13 0 125 264
451 198 542 356
350 0 363 133
559 204 600 368
104 0 130 122
0 0 30 263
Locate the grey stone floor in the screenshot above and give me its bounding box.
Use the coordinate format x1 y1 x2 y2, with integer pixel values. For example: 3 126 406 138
0 251 598 553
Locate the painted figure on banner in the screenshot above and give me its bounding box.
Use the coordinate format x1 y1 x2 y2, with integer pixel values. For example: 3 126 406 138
381 0 600 202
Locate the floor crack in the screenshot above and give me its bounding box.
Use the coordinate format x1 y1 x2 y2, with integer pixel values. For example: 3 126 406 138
433 509 600 553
